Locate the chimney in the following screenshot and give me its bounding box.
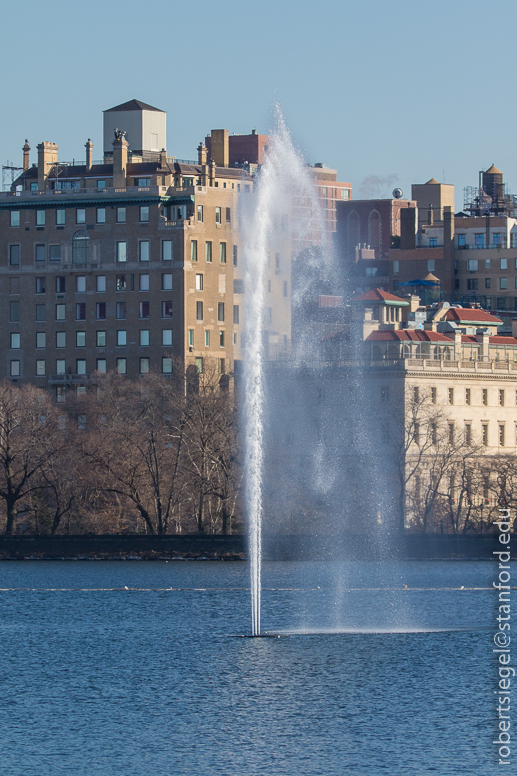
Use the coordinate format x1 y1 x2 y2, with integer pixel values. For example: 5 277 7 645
476 329 490 360
443 205 454 291
210 129 229 167
22 140 30 171
85 138 93 172
197 142 207 165
112 131 128 188
428 204 434 225
453 328 462 359
160 148 167 167
37 142 58 191
209 159 216 187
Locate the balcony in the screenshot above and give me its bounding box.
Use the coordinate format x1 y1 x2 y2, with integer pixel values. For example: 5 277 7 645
48 373 97 385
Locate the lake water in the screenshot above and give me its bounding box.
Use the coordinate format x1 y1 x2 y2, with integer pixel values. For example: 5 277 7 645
0 559 508 775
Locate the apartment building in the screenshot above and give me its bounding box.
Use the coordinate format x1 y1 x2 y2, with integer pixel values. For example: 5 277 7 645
0 100 292 396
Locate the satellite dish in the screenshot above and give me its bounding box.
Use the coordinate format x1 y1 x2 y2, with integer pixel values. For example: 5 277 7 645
393 188 403 199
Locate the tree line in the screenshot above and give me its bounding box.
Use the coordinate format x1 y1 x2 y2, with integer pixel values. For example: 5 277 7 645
0 361 241 535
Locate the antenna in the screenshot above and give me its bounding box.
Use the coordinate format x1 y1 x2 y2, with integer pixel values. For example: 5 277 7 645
2 161 23 191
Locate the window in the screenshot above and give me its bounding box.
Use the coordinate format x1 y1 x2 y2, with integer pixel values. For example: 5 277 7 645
196 301 203 321
139 206 149 222
139 358 150 374
162 357 173 374
36 332 46 349
218 302 225 322
96 359 107 374
475 234 484 247
56 332 66 348
76 303 86 320
72 231 89 263
140 330 149 347
191 240 198 262
162 240 172 261
117 302 126 319
204 330 210 347
493 233 501 246
482 424 488 446
500 278 508 290
500 258 508 270
117 330 127 346
392 260 399 276
219 330 225 348
448 388 454 405
36 210 45 226
54 276 65 294
97 180 106 190
56 209 65 225
465 388 471 405
482 388 488 406
233 279 244 294
467 259 478 271
117 242 127 262
10 360 20 377
196 274 203 291
35 244 45 262
139 274 149 291
448 424 454 444
429 240 437 249
233 245 238 266
139 241 150 262
467 278 478 290
30 182 38 191
97 208 106 224
205 241 212 262
162 301 172 318
76 208 86 224
36 360 46 376
233 305 239 324
275 253 280 271
56 386 66 403
47 244 61 262
413 386 419 403
162 273 172 290
136 301 148 319
499 425 505 446
36 304 46 322
465 424 472 445
56 304 66 321
96 331 106 347
116 207 126 223
499 389 505 406
76 331 86 348
10 211 20 227
36 277 46 294
195 357 203 373
116 274 126 291
116 358 126 374
220 242 226 263
135 178 150 187
96 302 106 320
10 333 20 349
9 245 20 265
197 205 203 222
226 207 231 223
188 329 194 347
485 278 491 289
215 207 221 224
76 359 86 375
76 276 86 293
162 330 173 346
96 275 106 292
430 387 437 404
10 301 20 322
54 360 66 376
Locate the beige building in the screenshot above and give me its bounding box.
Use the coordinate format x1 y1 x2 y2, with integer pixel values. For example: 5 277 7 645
0 100 292 396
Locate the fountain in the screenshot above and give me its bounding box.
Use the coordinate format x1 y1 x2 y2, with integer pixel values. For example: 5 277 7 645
241 106 333 636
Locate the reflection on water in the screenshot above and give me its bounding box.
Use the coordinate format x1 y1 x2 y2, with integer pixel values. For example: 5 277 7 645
0 560 506 775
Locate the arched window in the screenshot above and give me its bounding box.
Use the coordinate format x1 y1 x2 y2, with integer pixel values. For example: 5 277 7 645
368 209 381 254
347 211 360 259
72 230 89 264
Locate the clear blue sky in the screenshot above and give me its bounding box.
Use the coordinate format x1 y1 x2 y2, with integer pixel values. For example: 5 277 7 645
1 0 515 208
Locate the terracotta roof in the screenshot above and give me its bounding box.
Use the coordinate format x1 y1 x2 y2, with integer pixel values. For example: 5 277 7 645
105 99 163 113
460 335 517 345
485 164 502 175
354 288 408 303
366 330 452 342
446 308 502 325
425 177 440 184
424 272 440 283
